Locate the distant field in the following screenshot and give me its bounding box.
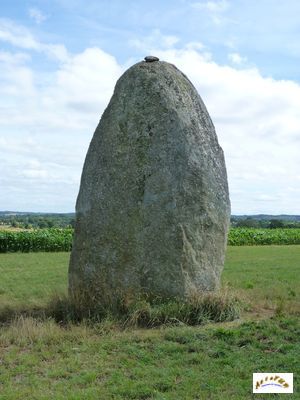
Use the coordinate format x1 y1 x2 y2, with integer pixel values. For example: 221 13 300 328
1 227 300 253
0 246 299 399
228 227 300 245
0 228 73 252
0 225 31 231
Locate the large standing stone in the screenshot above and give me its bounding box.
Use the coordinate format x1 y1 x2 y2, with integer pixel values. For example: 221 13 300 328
69 58 230 306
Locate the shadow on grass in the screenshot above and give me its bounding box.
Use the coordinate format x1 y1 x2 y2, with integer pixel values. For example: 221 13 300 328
0 290 240 328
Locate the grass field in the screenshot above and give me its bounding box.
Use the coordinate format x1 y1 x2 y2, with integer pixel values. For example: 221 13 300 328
0 246 299 399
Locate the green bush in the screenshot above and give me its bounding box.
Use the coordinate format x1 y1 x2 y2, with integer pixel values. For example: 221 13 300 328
0 228 73 252
1 227 300 253
228 228 300 246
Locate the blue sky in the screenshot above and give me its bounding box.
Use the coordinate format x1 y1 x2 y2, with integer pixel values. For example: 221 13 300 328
0 0 299 213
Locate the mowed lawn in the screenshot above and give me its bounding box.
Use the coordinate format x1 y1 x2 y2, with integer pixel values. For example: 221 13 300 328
0 246 299 399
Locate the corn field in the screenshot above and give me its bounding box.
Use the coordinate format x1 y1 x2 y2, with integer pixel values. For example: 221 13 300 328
0 228 73 252
228 228 300 246
0 227 300 252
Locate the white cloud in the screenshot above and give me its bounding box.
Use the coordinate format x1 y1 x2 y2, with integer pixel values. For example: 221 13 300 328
28 8 47 24
0 50 30 64
22 169 49 179
185 42 205 51
194 0 230 13
191 0 230 24
253 194 279 202
42 43 69 62
0 36 123 211
129 29 179 51
228 52 247 65
0 18 40 50
0 19 68 61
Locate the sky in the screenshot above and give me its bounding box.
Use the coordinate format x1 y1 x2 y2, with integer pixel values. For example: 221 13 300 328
0 0 299 214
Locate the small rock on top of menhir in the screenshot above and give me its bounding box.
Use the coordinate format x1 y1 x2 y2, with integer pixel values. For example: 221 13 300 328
144 55 160 62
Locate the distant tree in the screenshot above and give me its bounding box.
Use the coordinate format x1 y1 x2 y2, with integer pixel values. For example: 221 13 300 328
38 220 47 229
269 219 284 229
236 218 259 228
258 219 270 228
47 219 55 228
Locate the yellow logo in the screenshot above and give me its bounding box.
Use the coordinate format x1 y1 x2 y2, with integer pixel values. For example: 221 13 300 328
253 373 293 394
256 375 289 390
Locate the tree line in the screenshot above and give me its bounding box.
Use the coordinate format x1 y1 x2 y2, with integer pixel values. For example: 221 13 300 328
230 217 300 229
1 213 300 230
0 214 75 229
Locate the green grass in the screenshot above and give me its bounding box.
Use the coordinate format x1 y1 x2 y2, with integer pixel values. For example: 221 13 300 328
0 252 240 326
0 252 68 308
0 246 299 399
223 246 300 316
1 246 298 318
0 315 298 399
